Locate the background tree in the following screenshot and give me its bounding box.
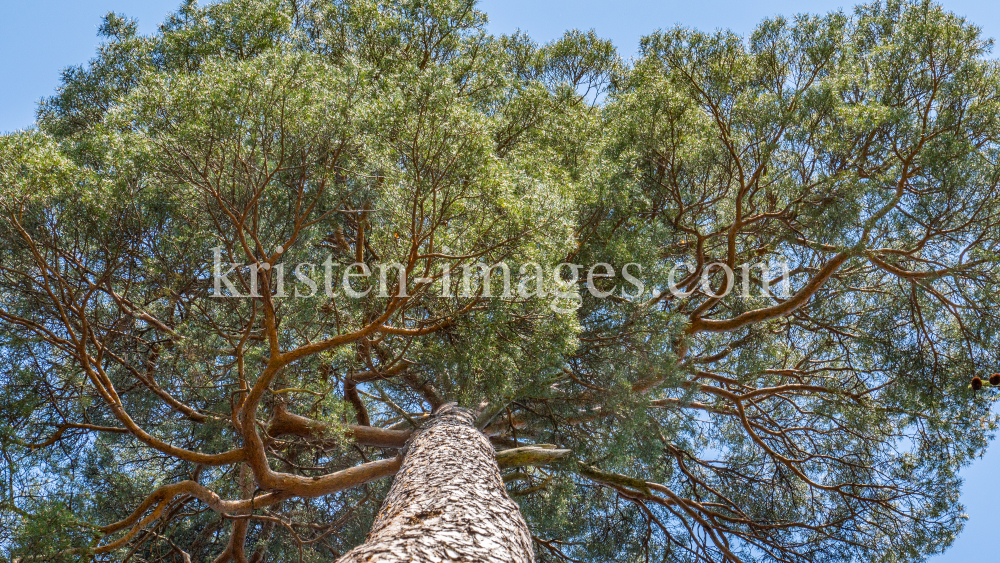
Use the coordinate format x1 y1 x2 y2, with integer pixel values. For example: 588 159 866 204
1 0 999 562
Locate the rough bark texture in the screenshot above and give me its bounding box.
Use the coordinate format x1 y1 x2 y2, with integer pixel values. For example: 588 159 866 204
336 405 534 563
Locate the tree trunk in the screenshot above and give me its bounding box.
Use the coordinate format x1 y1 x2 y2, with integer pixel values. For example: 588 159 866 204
336 405 534 563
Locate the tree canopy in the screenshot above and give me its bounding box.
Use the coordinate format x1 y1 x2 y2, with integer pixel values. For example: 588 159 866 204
2 0 1000 561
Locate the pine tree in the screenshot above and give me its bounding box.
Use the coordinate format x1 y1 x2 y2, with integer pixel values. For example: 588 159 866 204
2 1 999 562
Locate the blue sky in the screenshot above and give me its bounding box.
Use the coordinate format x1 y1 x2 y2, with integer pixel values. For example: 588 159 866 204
2 1 998 560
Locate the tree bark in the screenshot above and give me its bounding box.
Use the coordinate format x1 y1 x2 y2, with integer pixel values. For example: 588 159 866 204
336 405 534 563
